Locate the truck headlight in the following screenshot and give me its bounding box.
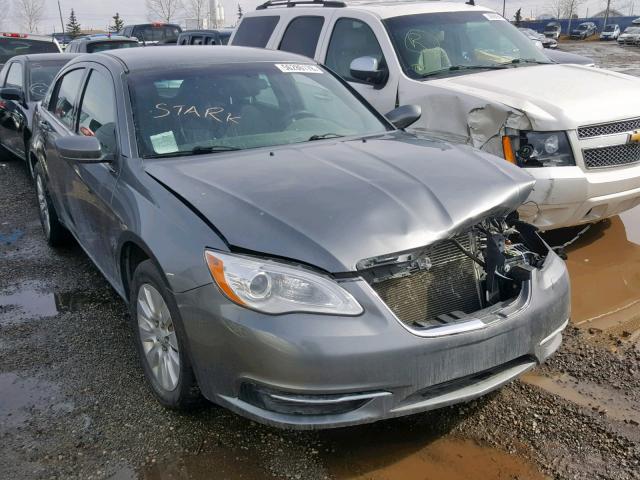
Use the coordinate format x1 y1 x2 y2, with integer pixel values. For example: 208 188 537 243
515 131 575 167
205 251 363 316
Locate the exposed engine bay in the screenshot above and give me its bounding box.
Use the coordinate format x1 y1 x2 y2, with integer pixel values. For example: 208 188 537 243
357 215 550 329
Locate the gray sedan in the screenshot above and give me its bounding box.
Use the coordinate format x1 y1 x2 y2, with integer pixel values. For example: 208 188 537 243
30 46 570 429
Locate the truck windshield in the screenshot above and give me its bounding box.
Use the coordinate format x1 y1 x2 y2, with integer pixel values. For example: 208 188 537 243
0 38 58 64
128 63 390 158
384 11 551 79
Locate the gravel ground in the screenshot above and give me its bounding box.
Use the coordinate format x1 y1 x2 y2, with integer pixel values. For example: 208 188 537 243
1 41 640 480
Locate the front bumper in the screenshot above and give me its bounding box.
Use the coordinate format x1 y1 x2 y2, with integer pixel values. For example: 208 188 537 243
176 252 570 429
520 131 640 230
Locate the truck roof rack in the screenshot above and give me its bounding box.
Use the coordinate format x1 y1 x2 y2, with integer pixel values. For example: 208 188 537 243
256 0 346 10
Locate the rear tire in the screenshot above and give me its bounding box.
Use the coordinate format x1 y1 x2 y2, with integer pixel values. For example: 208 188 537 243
34 164 68 247
129 260 202 409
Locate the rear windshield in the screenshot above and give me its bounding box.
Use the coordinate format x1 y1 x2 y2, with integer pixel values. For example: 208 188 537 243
132 25 181 42
28 60 69 101
87 41 138 53
0 38 59 64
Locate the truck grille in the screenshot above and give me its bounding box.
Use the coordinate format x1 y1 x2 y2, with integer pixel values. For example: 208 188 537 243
583 143 640 169
578 118 640 139
371 233 482 327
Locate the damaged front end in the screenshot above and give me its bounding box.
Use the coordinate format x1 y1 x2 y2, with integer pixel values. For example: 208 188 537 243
357 214 550 335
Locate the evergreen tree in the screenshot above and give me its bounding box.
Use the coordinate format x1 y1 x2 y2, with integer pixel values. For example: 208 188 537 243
110 12 125 33
514 8 522 26
237 3 243 22
66 9 81 39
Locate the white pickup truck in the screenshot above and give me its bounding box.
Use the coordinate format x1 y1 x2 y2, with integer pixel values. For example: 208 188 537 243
231 0 640 230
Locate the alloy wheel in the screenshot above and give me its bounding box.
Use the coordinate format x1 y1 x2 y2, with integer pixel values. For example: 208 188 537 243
137 283 180 392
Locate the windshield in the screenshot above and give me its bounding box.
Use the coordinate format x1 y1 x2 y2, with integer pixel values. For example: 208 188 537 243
129 63 390 158
133 25 181 42
604 25 617 32
544 26 558 31
28 60 68 101
0 38 59 64
624 27 640 33
87 41 138 53
384 11 550 79
576 24 588 30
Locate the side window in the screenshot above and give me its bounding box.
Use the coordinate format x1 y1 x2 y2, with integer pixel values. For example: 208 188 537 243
191 36 204 45
325 18 385 82
279 16 324 58
78 70 117 154
232 16 280 47
6 63 24 89
178 36 188 45
50 69 85 129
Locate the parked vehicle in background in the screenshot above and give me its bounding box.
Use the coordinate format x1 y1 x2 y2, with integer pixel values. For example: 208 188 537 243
65 35 139 53
518 27 557 49
543 22 561 39
29 46 570 429
177 29 233 45
120 23 182 45
0 33 61 69
0 53 79 175
600 24 620 40
617 26 640 45
234 0 640 230
570 22 597 39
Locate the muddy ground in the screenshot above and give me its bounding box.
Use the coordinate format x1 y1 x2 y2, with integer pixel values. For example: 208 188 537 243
1 41 640 480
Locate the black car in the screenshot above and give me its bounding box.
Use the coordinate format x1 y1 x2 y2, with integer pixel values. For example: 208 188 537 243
120 23 182 45
65 35 139 53
176 29 233 46
0 53 79 175
570 22 597 40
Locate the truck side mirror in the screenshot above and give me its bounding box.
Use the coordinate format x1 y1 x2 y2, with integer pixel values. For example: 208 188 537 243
350 56 388 86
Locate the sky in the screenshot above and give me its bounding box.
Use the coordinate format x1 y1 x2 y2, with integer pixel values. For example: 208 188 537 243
0 0 637 33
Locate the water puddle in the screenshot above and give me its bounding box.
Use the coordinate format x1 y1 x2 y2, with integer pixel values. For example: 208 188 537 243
521 372 639 424
0 283 117 324
543 208 640 347
140 449 271 479
0 372 70 433
322 423 547 480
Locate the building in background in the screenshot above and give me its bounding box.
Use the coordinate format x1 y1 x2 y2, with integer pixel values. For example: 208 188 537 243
209 0 225 28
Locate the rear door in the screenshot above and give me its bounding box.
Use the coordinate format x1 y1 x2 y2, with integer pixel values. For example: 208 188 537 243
39 67 87 227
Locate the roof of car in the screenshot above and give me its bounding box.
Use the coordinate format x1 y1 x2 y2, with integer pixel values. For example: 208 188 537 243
249 1 490 19
97 45 314 71
73 35 134 43
18 53 80 62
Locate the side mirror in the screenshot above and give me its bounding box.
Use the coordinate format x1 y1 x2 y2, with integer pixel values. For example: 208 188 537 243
54 136 112 163
349 56 388 86
386 105 422 130
0 87 24 103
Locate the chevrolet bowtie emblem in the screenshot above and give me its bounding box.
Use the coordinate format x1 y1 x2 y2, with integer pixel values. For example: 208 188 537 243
629 131 640 143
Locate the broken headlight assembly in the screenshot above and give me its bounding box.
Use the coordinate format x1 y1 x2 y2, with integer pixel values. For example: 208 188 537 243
205 251 363 316
504 131 575 168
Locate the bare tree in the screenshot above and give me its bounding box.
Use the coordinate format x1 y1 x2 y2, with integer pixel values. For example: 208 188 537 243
0 0 11 30
546 0 564 18
184 0 208 28
563 0 585 32
14 0 45 33
146 0 183 22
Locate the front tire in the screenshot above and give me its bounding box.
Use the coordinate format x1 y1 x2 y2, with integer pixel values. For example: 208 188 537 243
35 165 68 247
130 260 202 409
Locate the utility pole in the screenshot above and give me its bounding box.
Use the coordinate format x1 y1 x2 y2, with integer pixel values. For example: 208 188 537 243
603 0 611 29
502 0 506 17
57 0 65 35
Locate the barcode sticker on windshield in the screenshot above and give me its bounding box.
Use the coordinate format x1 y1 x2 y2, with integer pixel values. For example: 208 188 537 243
150 131 179 154
275 64 323 74
483 13 507 21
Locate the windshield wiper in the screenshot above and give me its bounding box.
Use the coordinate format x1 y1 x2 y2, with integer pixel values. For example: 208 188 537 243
507 58 552 65
420 64 509 77
191 145 242 154
308 133 344 141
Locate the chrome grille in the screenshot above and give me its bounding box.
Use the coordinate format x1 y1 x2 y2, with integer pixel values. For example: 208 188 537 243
371 233 482 327
578 118 640 139
583 143 640 169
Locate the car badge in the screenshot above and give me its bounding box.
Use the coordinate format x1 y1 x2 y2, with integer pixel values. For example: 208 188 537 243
629 131 640 144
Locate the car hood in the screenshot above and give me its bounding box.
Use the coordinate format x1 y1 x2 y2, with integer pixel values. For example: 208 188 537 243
145 133 534 273
430 64 640 130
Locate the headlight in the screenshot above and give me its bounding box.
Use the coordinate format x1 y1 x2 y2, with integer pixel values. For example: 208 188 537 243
205 251 363 316
512 131 575 167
